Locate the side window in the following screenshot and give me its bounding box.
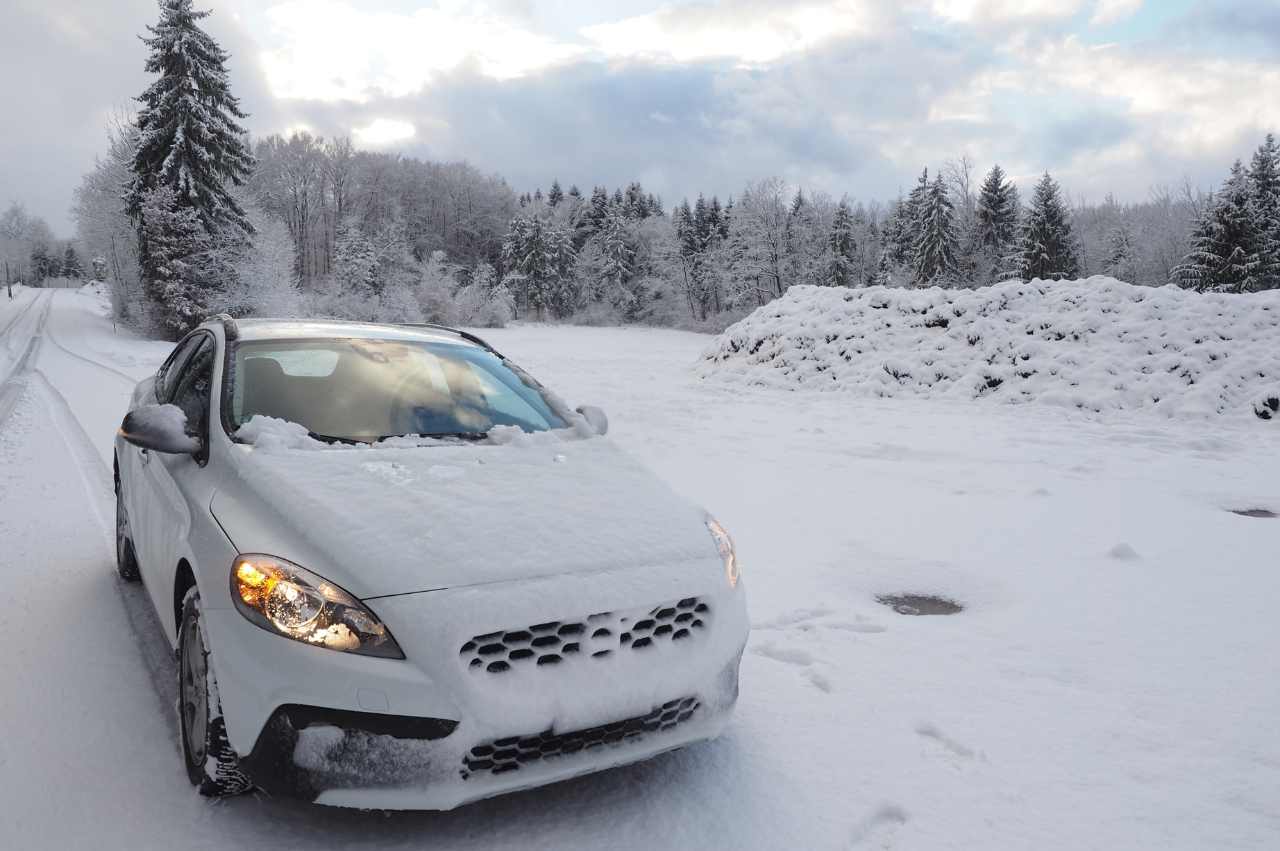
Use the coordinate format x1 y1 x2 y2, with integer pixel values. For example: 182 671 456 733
170 336 217 438
157 335 203 403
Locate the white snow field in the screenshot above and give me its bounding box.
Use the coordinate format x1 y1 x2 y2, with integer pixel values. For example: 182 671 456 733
2 286 1279 849
701 277 1280 421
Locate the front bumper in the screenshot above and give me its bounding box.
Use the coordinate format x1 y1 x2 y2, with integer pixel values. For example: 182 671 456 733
203 557 748 810
239 657 739 810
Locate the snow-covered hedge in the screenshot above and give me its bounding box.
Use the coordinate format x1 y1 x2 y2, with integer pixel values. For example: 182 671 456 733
699 277 1280 420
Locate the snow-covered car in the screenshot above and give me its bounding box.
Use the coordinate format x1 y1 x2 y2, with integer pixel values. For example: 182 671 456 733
111 315 747 810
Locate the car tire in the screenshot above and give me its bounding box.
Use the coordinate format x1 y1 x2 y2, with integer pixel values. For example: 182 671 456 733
178 588 254 797
114 477 141 582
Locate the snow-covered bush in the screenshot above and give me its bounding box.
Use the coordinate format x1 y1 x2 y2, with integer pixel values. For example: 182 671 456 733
700 277 1280 420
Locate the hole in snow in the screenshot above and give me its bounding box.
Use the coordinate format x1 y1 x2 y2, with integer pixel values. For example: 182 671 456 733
1229 508 1277 518
876 594 963 616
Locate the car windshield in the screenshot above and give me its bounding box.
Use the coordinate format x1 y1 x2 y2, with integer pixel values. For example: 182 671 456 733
227 337 570 443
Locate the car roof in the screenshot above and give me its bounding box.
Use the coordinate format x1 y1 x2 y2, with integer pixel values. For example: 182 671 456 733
217 318 492 350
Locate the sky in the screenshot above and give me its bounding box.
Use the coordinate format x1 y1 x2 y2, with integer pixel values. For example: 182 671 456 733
2 0 1279 236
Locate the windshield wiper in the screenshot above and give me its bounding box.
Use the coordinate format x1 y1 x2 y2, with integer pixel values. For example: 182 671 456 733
380 431 490 442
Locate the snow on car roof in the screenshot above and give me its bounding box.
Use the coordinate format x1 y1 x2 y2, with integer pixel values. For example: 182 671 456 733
225 318 484 347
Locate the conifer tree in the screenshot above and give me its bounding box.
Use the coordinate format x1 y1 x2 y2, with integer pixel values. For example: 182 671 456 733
1247 133 1280 288
127 0 253 237
547 179 564 208
1174 161 1262 293
333 219 378 297
827 199 858 287
914 174 960 286
977 163 1018 261
127 0 254 334
501 215 577 318
62 245 84 279
1014 172 1079 281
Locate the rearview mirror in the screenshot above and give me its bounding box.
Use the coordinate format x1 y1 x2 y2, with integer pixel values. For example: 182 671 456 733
576 405 609 435
119 404 201 454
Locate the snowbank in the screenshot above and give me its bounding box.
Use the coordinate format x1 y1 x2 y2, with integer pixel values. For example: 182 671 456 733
699 277 1280 420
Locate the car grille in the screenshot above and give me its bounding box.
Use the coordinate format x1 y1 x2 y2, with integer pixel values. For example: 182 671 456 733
462 697 701 777
459 597 711 674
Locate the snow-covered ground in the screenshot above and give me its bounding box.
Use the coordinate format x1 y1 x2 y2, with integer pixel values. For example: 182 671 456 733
1 287 1278 848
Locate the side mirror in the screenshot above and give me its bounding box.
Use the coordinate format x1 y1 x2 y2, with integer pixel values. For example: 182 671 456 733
576 405 609 435
119 404 201 454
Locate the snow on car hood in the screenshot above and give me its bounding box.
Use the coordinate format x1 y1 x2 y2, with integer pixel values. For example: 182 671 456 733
210 418 716 599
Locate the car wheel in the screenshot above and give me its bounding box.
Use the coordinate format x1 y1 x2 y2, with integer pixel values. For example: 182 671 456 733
178 588 254 797
114 478 140 582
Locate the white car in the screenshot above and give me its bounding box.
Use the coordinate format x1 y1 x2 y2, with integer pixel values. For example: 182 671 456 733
113 316 747 810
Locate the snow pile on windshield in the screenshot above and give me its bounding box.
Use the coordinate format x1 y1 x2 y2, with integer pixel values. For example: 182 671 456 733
235 413 598 451
699 277 1280 420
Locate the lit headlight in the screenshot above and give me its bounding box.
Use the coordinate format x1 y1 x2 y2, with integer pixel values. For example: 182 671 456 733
706 518 741 589
231 555 404 659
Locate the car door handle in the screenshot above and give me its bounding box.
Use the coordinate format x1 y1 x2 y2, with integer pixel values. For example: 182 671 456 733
139 448 150 465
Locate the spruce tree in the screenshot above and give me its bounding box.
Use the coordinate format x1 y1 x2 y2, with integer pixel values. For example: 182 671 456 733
1015 172 1079 281
127 0 253 237
127 0 254 334
63 245 83 279
501 215 576 319
976 165 1018 259
1174 161 1262 293
547 179 564 208
1247 133 1280 288
827 199 857 287
914 174 960 286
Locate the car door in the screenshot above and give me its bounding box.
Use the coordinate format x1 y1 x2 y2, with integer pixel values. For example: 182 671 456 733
134 333 217 622
123 332 203 579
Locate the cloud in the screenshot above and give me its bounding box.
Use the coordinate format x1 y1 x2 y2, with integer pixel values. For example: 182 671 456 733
259 0 589 102
352 118 417 146
929 0 1085 24
581 0 883 66
1090 0 1143 26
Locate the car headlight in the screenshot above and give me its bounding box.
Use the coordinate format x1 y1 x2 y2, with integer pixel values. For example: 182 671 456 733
230 554 404 659
706 518 741 589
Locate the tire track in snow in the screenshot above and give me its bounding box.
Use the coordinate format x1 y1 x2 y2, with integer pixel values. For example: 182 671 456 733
4 290 179 733
43 309 143 385
0 292 53 426
0 286 42 339
29 364 181 736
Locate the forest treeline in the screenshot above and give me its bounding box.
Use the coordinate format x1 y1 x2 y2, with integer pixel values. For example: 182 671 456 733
4 0 1277 337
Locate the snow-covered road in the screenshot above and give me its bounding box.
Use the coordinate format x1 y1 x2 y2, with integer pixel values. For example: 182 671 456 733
1 288 1278 849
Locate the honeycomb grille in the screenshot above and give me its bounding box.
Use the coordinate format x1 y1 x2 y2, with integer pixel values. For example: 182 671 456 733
459 597 710 674
463 697 700 776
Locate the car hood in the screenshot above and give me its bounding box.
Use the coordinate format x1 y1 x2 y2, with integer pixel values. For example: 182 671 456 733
210 433 715 599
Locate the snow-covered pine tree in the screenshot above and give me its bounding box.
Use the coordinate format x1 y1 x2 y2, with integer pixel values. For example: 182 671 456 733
597 209 639 316
1103 222 1136 282
139 186 236 337
501 214 577 319
913 174 960 286
127 0 255 334
976 164 1019 282
1014 172 1079 281
127 0 254 237
1174 161 1262 293
29 243 53 281
827 199 857 286
62 245 83 279
1246 133 1280 289
547 179 564 208
332 219 378 298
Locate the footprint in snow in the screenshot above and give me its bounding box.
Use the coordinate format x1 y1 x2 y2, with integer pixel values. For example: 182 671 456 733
848 805 909 848
751 641 833 694
1107 542 1141 561
915 722 979 762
